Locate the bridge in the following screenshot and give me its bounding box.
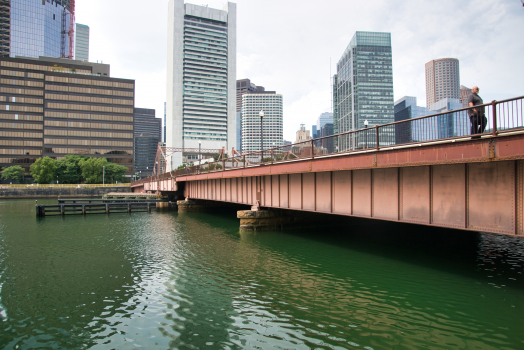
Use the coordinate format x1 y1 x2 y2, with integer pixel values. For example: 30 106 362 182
132 96 524 236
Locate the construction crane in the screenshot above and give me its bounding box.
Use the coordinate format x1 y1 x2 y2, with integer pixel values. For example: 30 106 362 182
60 0 75 59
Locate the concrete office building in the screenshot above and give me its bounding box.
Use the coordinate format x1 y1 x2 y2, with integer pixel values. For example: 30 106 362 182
166 0 236 169
241 92 283 152
0 56 134 175
425 58 460 108
8 0 75 59
460 85 472 108
75 23 89 62
295 124 310 144
334 31 394 149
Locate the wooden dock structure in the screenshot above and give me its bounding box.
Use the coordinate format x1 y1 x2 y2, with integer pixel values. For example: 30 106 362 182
36 201 161 217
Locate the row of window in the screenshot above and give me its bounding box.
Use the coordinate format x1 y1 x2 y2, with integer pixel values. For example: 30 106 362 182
0 105 42 113
1 70 44 79
0 131 42 138
45 75 134 89
46 84 134 97
45 93 133 105
0 140 42 147
46 103 133 114
0 122 42 130
0 149 41 155
0 96 43 104
0 87 44 96
45 111 133 122
1 78 43 87
44 120 133 130
44 138 133 147
43 148 133 155
44 129 133 139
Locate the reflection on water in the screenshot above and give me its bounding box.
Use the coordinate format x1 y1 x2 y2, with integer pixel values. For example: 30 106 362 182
0 199 523 349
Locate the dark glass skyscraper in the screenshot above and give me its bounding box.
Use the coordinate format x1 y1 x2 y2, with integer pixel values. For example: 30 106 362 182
334 31 394 149
134 108 161 177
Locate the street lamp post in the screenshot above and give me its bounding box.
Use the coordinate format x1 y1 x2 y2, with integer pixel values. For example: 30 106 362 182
364 119 369 149
102 165 105 185
198 140 201 164
259 110 264 163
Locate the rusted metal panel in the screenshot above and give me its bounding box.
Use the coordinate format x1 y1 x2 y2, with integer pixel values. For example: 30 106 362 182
468 161 515 235
272 175 280 207
280 175 289 208
431 164 466 229
220 179 226 201
315 172 332 213
353 169 371 217
289 173 302 210
231 178 238 202
225 178 230 201
495 136 524 160
333 170 352 215
264 176 271 206
302 173 315 211
372 168 398 220
242 177 247 204
313 154 375 172
247 177 252 205
401 166 430 223
518 160 524 236
270 161 311 175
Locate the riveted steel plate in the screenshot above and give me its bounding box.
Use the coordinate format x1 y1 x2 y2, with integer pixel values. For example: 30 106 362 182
333 170 352 215
315 172 332 213
401 166 430 223
372 168 398 220
353 169 372 217
431 164 466 228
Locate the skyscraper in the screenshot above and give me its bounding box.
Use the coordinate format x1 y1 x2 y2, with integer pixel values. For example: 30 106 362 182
460 85 472 108
334 31 394 149
236 78 264 112
0 1 9 57
9 0 75 59
425 58 460 108
134 108 161 177
394 96 430 143
166 0 236 169
75 23 89 61
316 112 333 132
241 91 283 152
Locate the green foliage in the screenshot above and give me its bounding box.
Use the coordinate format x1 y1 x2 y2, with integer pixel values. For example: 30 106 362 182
289 153 297 159
56 155 89 184
262 157 272 163
273 153 284 161
79 157 108 184
30 157 57 184
176 163 187 170
105 163 127 183
1 165 25 182
212 153 228 161
208 163 223 171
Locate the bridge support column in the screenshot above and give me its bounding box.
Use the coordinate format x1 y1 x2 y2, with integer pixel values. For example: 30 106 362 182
177 199 222 212
238 209 328 233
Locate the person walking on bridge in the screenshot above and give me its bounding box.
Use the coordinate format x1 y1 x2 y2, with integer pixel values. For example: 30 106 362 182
467 86 487 139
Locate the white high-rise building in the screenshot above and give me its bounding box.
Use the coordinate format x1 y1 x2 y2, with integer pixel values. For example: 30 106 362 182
242 93 283 152
166 0 236 169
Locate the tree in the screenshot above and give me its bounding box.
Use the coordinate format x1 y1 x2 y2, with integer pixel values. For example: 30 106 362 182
79 157 108 184
30 157 57 184
1 165 25 183
104 163 127 183
176 163 187 170
56 155 89 184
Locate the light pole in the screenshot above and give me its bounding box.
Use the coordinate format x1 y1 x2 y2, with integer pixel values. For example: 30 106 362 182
364 119 369 149
259 110 264 163
102 165 105 185
198 140 201 164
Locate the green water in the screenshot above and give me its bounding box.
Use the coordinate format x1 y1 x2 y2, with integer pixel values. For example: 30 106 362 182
0 199 523 349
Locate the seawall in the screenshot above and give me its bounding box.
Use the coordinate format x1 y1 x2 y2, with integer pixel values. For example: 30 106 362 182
0 186 131 199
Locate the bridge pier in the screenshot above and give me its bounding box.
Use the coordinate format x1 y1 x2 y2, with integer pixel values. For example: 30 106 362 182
176 199 223 212
238 209 329 233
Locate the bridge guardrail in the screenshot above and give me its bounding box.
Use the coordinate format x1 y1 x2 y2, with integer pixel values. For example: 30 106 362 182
133 95 524 184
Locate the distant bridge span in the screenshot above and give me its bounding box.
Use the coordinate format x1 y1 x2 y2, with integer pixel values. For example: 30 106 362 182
133 96 524 236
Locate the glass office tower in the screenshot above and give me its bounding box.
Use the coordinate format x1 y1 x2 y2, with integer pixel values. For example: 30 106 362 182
10 0 74 59
334 31 394 149
166 0 236 169
75 23 89 61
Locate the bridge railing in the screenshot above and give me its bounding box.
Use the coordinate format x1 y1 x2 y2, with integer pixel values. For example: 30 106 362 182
133 95 524 183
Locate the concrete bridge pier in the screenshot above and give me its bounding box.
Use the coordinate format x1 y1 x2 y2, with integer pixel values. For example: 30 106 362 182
238 209 332 233
176 199 225 212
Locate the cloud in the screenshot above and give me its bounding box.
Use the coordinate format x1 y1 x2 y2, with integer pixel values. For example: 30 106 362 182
75 0 524 141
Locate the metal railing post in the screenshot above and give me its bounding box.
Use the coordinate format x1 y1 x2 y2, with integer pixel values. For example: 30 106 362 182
311 139 314 159
243 155 246 168
375 125 380 150
492 100 497 137
271 148 274 164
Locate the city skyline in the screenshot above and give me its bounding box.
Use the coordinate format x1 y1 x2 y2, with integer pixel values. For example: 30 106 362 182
74 0 523 143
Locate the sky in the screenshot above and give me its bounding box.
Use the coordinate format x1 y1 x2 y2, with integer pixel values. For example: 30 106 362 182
76 0 524 142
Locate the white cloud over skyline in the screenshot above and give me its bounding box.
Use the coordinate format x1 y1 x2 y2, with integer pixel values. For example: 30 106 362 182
76 0 524 141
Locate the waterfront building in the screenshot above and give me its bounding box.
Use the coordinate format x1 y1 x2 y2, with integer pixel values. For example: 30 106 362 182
133 108 160 177
425 58 460 108
0 56 134 176
166 0 236 169
241 91 283 152
316 112 333 132
75 23 89 62
394 96 430 143
460 85 472 108
334 31 394 149
9 0 75 59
